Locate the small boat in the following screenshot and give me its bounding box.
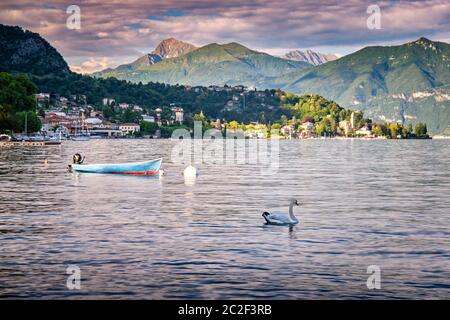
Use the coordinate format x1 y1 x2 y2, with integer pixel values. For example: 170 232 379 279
71 158 162 175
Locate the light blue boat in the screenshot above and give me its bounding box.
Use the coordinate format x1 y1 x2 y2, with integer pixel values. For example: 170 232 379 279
71 158 162 175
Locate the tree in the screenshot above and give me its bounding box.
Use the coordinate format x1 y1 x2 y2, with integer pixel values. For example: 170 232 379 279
407 123 414 135
271 123 281 130
16 111 42 134
0 73 38 132
388 123 400 139
102 105 115 120
121 107 141 123
227 120 240 130
372 124 384 137
193 111 211 130
259 111 266 124
140 121 159 135
414 122 428 137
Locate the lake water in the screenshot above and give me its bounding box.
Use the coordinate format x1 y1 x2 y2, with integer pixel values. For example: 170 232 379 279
0 139 449 299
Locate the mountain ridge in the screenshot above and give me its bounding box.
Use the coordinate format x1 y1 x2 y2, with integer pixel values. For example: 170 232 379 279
283 49 339 65
96 41 312 87
0 24 70 76
104 38 197 73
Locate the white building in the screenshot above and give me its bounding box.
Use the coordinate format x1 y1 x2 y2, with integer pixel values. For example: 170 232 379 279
173 107 184 123
142 115 155 123
84 118 103 128
133 105 143 112
119 123 140 135
355 127 372 136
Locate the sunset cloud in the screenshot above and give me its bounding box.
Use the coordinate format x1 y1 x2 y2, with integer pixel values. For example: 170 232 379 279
1 0 449 73
70 57 113 74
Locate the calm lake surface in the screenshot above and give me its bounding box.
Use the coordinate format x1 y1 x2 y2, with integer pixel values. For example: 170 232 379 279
0 139 449 299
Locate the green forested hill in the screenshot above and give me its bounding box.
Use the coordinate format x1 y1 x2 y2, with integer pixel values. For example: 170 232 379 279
281 38 450 133
95 42 311 87
0 24 70 76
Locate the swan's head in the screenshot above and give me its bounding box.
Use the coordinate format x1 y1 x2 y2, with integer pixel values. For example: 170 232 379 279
290 198 300 206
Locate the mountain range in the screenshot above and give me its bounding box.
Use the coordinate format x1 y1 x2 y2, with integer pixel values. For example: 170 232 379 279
95 41 312 88
99 39 336 75
95 37 450 133
1 23 449 134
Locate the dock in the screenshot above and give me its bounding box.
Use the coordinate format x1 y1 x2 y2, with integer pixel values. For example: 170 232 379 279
0 141 62 148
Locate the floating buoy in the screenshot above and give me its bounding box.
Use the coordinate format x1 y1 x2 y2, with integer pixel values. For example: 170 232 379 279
183 165 197 178
44 159 49 166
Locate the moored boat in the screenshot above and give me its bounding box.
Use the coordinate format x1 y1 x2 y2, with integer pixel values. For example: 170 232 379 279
70 158 162 175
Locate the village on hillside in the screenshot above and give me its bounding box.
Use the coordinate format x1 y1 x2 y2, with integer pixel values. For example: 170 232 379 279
5 84 427 142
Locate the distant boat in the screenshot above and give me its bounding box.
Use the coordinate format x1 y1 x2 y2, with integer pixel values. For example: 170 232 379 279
71 158 162 175
71 112 91 141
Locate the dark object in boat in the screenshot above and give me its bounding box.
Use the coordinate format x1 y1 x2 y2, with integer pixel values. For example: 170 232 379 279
73 153 85 164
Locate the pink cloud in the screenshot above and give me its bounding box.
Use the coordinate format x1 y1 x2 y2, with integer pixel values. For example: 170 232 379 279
0 0 449 70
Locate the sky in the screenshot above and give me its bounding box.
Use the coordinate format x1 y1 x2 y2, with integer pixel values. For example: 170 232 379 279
1 0 450 73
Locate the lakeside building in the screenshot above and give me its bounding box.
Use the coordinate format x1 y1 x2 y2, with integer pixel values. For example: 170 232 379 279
298 121 315 139
119 123 140 135
42 111 117 136
84 117 103 128
171 107 184 124
355 127 372 137
339 112 360 136
280 125 293 137
155 108 162 125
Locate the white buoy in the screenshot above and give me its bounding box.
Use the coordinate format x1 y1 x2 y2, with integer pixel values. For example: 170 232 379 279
183 165 197 178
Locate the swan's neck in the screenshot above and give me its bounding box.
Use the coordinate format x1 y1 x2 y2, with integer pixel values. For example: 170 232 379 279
289 202 297 220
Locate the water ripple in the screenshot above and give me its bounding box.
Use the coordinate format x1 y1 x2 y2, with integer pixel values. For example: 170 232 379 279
0 140 449 299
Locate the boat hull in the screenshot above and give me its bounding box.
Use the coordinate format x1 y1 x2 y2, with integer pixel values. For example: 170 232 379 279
72 158 162 175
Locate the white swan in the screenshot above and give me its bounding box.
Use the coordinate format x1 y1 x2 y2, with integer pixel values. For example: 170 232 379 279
262 199 300 225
